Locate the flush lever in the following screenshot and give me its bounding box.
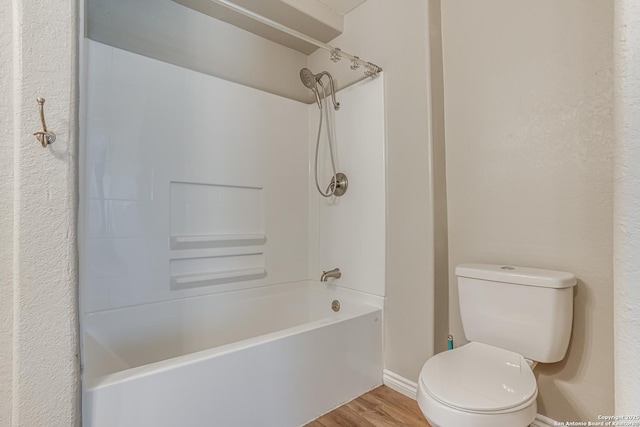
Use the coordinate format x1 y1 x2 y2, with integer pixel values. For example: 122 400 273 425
33 98 56 147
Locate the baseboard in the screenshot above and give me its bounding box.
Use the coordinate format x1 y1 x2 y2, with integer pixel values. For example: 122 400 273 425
382 369 557 427
531 413 557 427
382 369 418 399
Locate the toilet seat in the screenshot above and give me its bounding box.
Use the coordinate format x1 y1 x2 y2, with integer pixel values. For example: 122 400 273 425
419 342 537 413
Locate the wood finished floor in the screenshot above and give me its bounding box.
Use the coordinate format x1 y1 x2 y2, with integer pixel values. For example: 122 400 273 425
305 386 431 427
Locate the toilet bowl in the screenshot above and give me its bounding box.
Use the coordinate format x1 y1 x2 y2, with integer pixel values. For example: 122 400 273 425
416 264 576 427
417 342 537 427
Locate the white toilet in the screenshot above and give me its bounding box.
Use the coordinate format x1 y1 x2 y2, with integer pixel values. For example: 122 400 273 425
417 263 577 427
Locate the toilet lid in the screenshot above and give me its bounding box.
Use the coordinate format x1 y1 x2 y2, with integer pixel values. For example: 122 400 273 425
420 342 537 412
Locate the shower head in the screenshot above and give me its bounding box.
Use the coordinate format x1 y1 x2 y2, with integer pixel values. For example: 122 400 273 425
299 68 340 110
300 68 322 108
300 68 321 89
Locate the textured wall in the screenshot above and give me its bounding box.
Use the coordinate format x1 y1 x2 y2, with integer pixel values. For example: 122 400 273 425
614 0 640 412
309 0 436 381
0 0 14 424
442 0 614 421
3 0 80 425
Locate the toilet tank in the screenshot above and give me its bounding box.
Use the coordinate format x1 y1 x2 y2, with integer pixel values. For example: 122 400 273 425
456 263 577 363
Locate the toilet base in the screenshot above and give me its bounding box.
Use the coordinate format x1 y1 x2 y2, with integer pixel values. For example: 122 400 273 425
417 383 537 427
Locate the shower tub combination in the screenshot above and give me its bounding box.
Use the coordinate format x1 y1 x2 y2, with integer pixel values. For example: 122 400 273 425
83 282 383 427
81 27 386 426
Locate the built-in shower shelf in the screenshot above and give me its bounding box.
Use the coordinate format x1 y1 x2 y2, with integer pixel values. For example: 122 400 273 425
171 267 267 290
170 234 266 250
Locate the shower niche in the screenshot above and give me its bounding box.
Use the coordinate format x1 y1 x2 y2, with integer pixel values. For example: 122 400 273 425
169 181 266 289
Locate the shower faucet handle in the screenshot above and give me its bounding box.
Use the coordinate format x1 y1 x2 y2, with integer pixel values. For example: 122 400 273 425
326 173 348 197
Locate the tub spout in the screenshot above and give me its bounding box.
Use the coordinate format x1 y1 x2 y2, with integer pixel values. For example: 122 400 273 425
321 268 341 282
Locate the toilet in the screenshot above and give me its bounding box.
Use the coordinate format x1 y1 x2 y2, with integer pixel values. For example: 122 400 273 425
417 264 577 427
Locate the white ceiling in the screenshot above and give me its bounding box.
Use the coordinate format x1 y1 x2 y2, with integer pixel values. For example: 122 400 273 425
174 0 368 54
316 0 367 15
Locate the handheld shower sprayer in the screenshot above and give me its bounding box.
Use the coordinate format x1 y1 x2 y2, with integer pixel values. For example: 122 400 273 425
300 68 322 108
299 68 348 198
299 68 340 110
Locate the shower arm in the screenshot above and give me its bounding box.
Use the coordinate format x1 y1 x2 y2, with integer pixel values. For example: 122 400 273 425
320 72 340 111
311 86 322 109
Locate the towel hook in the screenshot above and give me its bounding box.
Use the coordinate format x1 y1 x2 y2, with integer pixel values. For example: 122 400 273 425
33 98 56 147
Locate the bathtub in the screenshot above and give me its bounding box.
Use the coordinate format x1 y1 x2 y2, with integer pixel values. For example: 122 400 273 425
82 281 383 427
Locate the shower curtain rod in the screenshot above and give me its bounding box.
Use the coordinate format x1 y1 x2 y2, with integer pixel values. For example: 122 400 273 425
210 0 383 77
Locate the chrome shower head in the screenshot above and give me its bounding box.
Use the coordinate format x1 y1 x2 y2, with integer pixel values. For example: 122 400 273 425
300 68 320 89
300 68 322 108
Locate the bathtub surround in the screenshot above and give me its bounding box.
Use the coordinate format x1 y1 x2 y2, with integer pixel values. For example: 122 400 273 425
308 76 386 297
83 40 386 310
0 0 80 425
613 0 640 412
83 41 309 312
86 0 310 103
442 0 614 421
309 0 438 383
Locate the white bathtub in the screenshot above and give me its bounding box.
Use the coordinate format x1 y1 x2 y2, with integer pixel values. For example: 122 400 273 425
82 281 383 427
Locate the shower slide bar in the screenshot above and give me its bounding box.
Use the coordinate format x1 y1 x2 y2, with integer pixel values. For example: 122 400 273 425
207 0 383 77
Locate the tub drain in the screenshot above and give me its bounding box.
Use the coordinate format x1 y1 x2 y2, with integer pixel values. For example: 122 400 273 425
331 300 341 312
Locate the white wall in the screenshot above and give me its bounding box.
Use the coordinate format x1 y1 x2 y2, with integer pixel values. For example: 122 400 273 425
87 0 310 103
1 0 80 425
308 76 386 297
613 0 640 412
310 0 436 381
442 0 614 421
83 41 309 313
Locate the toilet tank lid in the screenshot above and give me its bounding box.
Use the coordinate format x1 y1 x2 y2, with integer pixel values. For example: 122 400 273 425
456 264 577 289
